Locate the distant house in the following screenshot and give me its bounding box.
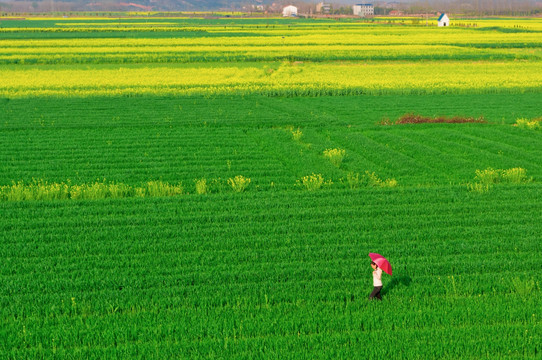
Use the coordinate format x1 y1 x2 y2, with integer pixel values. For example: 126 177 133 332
353 3 374 17
283 5 298 17
438 13 449 26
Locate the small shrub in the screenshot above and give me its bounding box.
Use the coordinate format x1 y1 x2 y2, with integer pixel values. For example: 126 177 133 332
228 175 251 193
501 167 529 184
474 168 501 185
145 180 183 197
515 118 541 130
194 178 208 195
299 173 324 191
323 148 346 167
381 178 398 188
469 167 530 192
291 128 303 141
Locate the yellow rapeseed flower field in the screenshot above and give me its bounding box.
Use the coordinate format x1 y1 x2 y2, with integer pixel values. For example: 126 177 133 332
1 61 540 97
0 18 540 96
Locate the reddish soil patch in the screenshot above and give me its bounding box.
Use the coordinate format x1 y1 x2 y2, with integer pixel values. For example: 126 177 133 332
380 114 486 125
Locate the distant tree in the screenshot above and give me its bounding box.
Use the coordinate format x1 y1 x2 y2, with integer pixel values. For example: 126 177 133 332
331 6 353 15
374 6 390 15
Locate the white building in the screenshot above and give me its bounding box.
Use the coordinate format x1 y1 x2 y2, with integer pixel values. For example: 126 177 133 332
353 3 374 17
438 13 449 26
283 5 298 17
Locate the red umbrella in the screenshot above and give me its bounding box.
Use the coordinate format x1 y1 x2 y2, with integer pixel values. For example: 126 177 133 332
369 253 392 276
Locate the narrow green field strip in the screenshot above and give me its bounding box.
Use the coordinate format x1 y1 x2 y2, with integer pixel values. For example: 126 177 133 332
3 282 538 335
2 94 540 130
2 223 539 273
2 289 537 331
2 191 539 231
3 45 539 64
2 29 540 47
3 188 541 227
2 232 536 272
2 24 541 45
3 229 538 280
2 252 537 300
2 276 538 327
2 189 540 259
3 244 538 289
2 302 538 358
2 184 540 217
0 149 277 166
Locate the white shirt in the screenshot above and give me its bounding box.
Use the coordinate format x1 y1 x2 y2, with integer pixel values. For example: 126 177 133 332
373 268 383 287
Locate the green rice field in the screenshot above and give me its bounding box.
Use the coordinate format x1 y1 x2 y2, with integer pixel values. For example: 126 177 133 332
1 15 541 358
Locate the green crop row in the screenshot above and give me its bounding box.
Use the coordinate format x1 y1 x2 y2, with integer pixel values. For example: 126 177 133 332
2 95 541 190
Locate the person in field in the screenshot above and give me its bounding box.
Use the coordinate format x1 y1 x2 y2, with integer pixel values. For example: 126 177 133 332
369 261 383 300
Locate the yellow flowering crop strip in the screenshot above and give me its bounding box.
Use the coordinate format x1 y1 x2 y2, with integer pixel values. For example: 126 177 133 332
1 61 540 98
